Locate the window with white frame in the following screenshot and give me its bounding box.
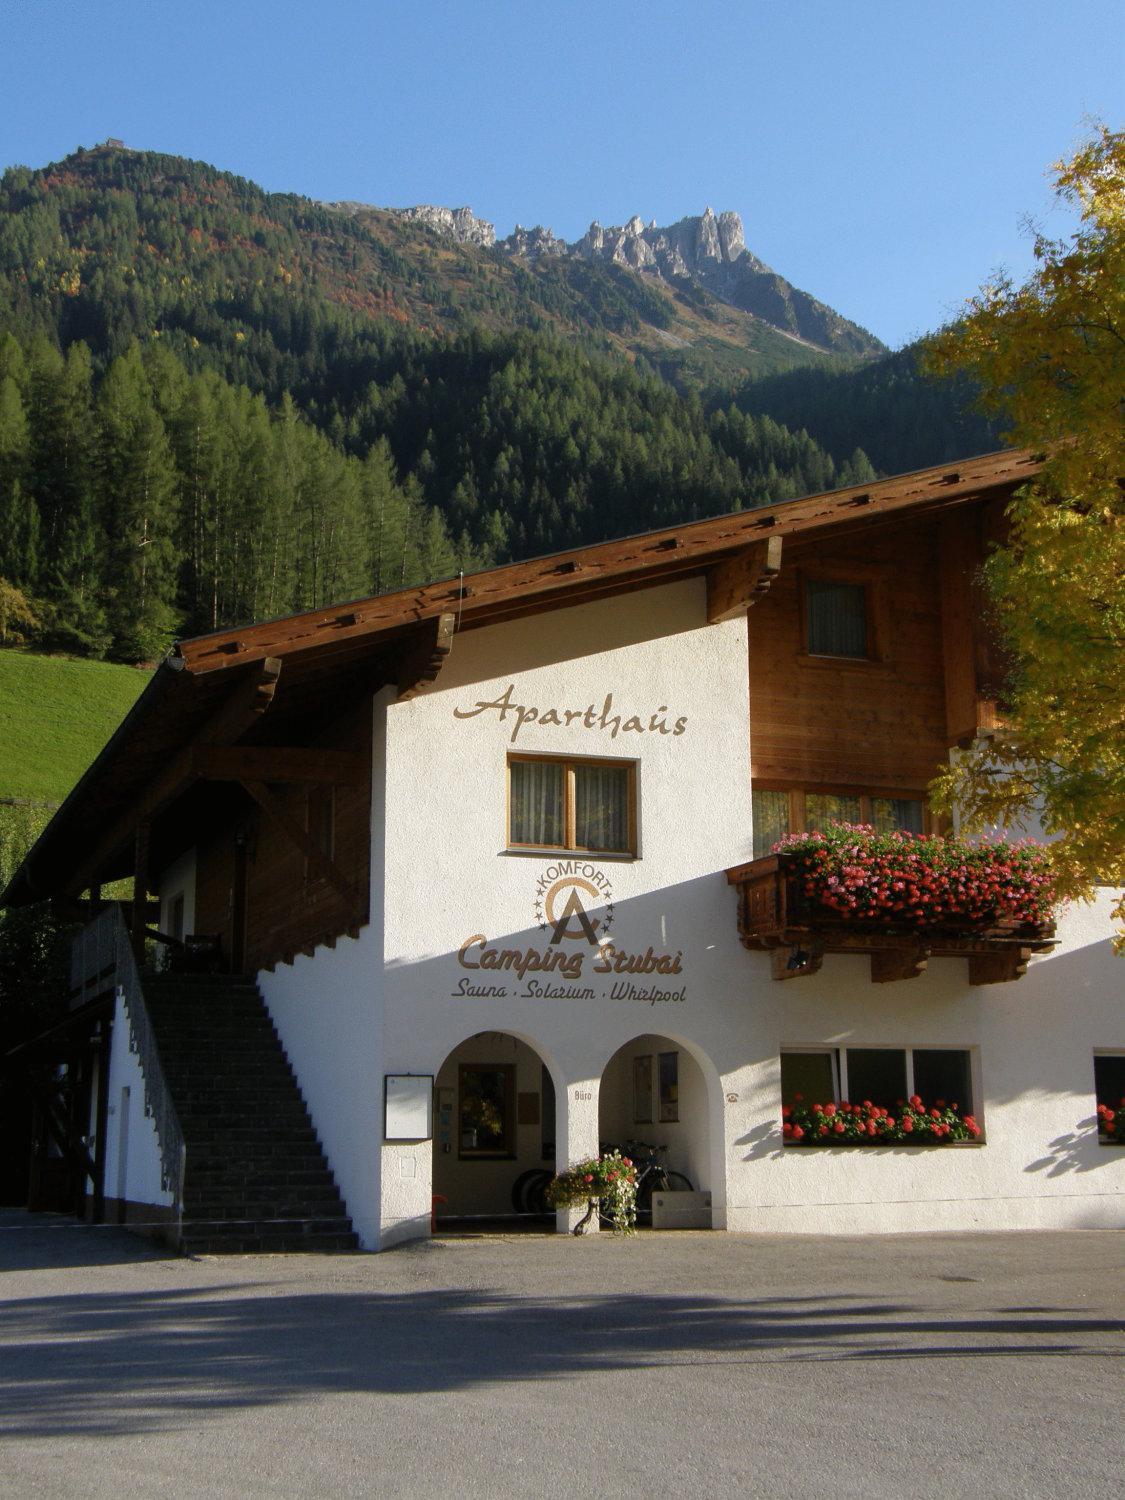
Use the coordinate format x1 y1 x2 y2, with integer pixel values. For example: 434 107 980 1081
780 1047 975 1119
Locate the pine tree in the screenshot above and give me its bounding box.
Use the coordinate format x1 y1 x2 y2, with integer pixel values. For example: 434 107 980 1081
96 344 180 660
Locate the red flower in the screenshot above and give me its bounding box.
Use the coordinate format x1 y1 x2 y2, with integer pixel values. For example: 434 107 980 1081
782 1122 793 1137
902 1117 914 1133
834 1121 845 1134
819 1125 830 1136
866 1121 877 1136
792 1125 805 1140
583 1174 594 1183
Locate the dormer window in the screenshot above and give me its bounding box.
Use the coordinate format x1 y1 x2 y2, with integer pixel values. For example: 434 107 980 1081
805 578 869 658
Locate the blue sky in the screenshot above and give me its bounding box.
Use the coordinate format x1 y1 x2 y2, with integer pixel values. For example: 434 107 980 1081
2 0 1120 347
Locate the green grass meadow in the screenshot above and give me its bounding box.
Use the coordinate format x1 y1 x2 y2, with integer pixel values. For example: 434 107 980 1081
0 651 150 805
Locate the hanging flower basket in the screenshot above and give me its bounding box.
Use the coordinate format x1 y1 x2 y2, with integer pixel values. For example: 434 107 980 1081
546 1151 638 1234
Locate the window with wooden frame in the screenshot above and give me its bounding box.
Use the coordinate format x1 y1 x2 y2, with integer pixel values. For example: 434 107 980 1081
799 568 887 663
458 1063 516 1159
752 785 928 858
507 753 637 855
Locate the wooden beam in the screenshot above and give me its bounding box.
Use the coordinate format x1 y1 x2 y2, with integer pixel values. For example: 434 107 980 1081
707 536 783 623
64 657 282 896
239 779 362 912
194 745 368 787
870 945 929 983
131 820 151 954
968 947 1033 986
397 612 455 700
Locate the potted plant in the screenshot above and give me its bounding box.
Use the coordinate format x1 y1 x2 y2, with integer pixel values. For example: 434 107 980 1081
546 1151 638 1234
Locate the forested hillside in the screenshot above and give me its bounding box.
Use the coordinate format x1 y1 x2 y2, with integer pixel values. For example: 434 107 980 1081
732 345 1005 475
0 143 996 664
0 144 855 391
0 327 876 660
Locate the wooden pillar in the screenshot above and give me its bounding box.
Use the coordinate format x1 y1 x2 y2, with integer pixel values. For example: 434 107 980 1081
132 819 151 956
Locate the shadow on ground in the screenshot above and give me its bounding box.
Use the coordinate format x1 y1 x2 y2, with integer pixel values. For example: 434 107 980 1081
2 1268 1121 1440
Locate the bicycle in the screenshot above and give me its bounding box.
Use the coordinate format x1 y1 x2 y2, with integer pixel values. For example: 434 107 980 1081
598 1140 693 1225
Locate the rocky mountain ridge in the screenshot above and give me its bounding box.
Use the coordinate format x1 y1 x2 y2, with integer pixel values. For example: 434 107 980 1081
341 201 880 357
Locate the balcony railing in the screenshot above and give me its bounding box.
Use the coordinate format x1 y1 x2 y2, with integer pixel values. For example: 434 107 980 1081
726 851 1056 984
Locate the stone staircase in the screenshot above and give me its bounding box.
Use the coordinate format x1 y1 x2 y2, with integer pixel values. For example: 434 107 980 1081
142 973 358 1254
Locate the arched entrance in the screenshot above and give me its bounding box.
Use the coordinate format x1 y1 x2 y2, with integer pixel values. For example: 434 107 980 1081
599 1033 714 1223
432 1031 558 1231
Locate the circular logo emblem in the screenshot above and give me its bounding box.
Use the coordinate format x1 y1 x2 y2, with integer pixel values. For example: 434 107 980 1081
535 863 614 945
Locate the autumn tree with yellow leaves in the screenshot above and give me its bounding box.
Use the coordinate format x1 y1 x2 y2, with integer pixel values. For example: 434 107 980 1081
925 126 1125 946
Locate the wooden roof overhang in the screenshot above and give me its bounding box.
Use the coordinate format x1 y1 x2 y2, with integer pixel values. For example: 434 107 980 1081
1 447 1042 908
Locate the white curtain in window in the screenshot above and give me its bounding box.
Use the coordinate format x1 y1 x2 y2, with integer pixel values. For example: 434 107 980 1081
752 788 790 857
807 579 868 657
872 797 924 834
806 792 861 830
510 760 564 845
574 763 628 850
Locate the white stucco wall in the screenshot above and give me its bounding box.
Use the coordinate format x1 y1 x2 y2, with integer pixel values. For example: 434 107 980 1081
102 991 175 1213
257 930 382 1245
249 574 1124 1248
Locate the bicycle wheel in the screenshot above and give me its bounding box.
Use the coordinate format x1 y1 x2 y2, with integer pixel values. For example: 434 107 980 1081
662 1171 694 1192
525 1169 553 1215
511 1168 552 1215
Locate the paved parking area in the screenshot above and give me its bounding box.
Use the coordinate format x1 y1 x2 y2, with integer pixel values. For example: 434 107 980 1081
0 1210 1121 1498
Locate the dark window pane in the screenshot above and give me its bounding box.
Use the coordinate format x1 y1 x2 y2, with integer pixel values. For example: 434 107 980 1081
753 788 790 857
659 1051 679 1123
459 1066 512 1155
574 762 629 851
872 797 925 834
781 1052 837 1108
807 579 868 658
846 1049 907 1110
509 760 564 846
912 1050 972 1112
1094 1055 1125 1111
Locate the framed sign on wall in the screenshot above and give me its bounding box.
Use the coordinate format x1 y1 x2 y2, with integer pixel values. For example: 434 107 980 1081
384 1074 435 1141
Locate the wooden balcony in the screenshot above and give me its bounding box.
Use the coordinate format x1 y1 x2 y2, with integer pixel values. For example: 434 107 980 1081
725 853 1056 985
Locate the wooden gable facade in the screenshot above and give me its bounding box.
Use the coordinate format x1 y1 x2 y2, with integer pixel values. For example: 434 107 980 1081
3 447 1041 981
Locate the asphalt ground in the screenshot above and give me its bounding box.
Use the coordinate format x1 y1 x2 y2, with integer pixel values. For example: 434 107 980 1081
0 1210 1121 1499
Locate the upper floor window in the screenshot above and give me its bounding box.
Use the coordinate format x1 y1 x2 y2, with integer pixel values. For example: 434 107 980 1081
508 754 636 855
752 786 926 858
806 577 869 658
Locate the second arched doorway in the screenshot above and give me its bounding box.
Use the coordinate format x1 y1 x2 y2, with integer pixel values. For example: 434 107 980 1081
599 1033 713 1223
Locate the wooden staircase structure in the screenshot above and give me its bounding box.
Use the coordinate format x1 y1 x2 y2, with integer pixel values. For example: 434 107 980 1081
142 973 357 1254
